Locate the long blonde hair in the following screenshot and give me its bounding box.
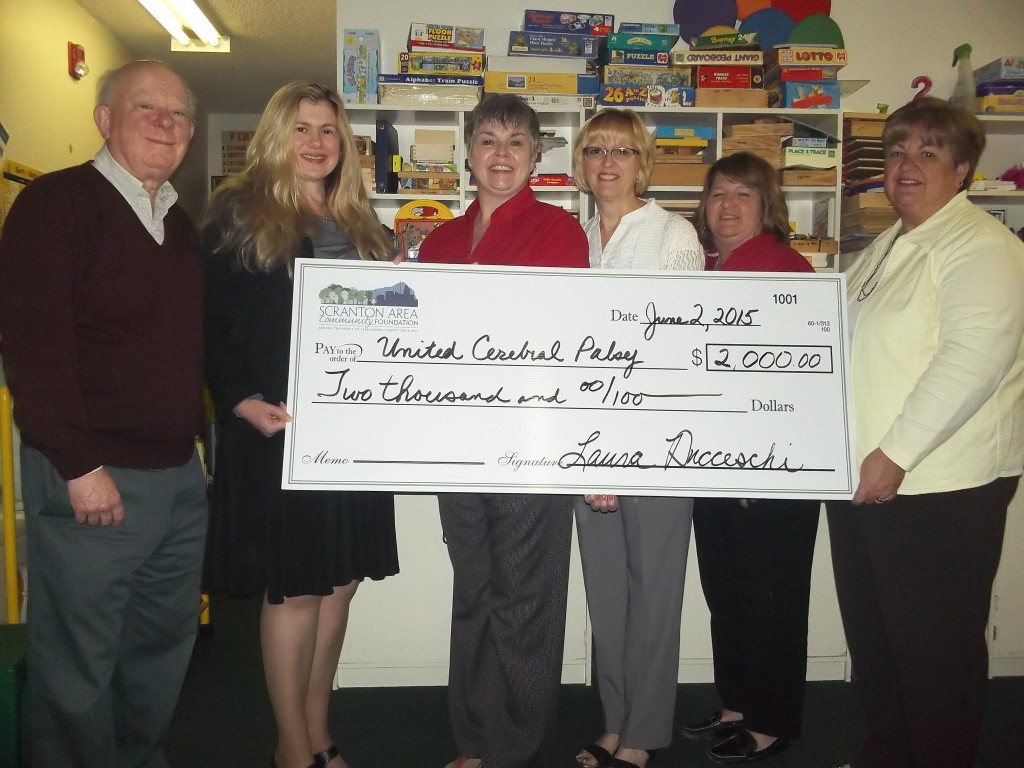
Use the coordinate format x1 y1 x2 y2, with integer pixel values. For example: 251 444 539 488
205 82 391 271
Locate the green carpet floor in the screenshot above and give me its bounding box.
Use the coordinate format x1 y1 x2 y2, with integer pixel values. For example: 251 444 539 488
168 594 1023 768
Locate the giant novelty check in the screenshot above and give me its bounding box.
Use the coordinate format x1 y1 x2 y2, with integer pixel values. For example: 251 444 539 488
283 261 855 499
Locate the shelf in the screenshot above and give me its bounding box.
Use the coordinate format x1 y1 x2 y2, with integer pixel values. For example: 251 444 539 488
968 189 1024 199
370 192 461 201
782 186 838 194
344 103 467 114
976 114 1024 134
619 106 841 118
466 185 579 192
648 185 704 193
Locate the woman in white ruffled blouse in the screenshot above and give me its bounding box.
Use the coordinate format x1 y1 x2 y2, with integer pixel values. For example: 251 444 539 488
570 108 703 768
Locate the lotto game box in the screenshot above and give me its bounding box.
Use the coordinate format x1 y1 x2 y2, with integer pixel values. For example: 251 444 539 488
765 46 848 69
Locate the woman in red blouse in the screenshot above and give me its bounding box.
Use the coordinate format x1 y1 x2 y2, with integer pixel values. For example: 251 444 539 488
419 94 588 768
681 152 820 765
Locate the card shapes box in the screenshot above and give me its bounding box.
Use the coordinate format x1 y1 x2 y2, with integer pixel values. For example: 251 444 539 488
507 30 602 58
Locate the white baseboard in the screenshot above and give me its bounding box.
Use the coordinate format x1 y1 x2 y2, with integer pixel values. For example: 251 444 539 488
990 656 1024 677
336 656 851 688
677 656 848 684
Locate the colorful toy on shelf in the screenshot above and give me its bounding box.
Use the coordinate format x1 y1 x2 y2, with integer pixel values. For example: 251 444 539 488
999 163 1024 190
393 200 454 263
950 43 975 113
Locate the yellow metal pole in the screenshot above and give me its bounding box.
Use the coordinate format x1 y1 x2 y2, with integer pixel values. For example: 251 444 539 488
0 386 20 624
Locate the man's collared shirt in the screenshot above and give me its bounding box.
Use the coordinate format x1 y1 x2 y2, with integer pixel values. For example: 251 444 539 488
92 145 178 244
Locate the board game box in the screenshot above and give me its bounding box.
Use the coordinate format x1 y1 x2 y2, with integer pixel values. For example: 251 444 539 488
599 83 694 107
398 51 484 75
768 81 841 109
522 9 614 36
765 46 848 69
607 49 670 67
408 22 485 52
673 49 763 66
605 32 677 52
697 66 764 89
602 65 691 89
973 57 1024 84
507 30 602 58
619 22 679 37
485 71 600 94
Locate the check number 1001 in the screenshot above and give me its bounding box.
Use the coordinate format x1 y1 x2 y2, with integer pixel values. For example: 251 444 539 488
696 344 834 373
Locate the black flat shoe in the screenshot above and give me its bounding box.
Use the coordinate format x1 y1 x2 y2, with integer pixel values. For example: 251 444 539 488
707 731 789 763
576 742 614 767
681 711 745 741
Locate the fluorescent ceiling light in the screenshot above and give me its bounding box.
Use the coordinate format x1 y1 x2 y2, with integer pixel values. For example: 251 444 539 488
166 0 221 47
138 0 222 48
138 0 190 45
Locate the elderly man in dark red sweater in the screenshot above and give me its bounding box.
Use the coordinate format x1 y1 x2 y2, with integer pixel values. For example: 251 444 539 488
0 60 206 768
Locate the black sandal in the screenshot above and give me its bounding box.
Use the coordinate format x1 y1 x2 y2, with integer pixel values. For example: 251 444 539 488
271 760 316 768
576 743 614 768
313 746 340 767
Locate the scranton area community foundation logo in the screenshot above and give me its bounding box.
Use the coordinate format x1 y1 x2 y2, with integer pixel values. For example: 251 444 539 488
318 281 420 328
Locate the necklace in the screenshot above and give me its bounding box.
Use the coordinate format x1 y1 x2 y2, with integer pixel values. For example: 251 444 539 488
856 227 902 302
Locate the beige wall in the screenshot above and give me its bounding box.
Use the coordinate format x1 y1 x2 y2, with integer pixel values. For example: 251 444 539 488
831 0 1024 112
0 0 134 172
0 0 209 222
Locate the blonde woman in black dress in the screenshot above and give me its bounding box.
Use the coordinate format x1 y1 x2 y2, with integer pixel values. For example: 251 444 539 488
203 82 399 768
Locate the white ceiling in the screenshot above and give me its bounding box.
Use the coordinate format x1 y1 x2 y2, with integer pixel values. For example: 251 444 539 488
75 0 337 115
